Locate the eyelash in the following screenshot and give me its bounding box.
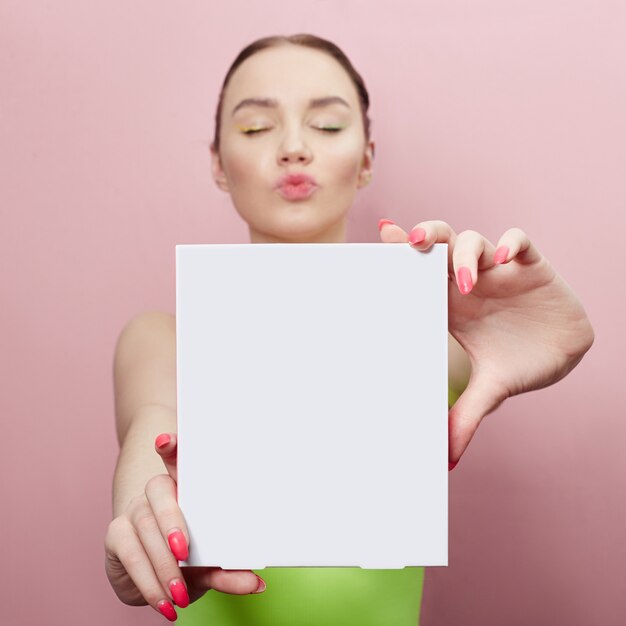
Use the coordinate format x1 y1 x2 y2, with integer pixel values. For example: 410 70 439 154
241 127 343 135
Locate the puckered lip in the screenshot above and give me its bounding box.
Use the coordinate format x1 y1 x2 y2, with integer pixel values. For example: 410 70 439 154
275 172 318 188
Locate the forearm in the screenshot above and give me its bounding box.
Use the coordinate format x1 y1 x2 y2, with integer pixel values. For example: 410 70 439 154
112 405 177 517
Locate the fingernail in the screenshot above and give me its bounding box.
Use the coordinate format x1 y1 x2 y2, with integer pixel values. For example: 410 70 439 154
378 218 395 231
252 575 266 594
157 600 177 622
168 529 189 561
494 246 509 264
449 461 458 471
408 227 426 245
169 579 190 608
457 267 473 294
155 434 171 449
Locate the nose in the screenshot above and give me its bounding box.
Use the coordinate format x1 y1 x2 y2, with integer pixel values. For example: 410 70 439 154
277 126 313 166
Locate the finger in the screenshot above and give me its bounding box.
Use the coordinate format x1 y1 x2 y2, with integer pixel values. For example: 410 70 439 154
145 475 267 599
155 433 178 482
448 374 509 469
407 220 457 250
145 474 189 562
184 566 266 597
452 230 498 295
108 515 179 621
129 493 191 610
493 227 543 266
378 218 409 243
406 220 457 277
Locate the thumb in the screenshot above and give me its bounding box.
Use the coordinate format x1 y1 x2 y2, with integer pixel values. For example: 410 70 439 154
448 374 508 470
155 433 178 482
378 219 408 242
184 567 266 600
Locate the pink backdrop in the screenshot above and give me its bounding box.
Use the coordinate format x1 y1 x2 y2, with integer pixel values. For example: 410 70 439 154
2 1 624 624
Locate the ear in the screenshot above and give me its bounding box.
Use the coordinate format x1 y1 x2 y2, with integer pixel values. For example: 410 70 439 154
356 139 375 189
210 144 230 193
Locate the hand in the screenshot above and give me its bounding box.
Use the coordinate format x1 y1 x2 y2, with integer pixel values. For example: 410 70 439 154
105 434 266 622
378 219 594 469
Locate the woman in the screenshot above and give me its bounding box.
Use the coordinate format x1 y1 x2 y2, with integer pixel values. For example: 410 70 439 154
105 34 594 624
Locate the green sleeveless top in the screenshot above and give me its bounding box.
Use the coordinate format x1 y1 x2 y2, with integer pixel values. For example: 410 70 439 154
177 386 460 625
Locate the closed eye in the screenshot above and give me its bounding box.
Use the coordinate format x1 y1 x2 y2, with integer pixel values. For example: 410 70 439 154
241 126 344 136
241 128 269 135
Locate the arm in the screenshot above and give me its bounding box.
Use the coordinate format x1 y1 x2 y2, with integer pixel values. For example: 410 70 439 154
112 311 177 516
106 312 264 622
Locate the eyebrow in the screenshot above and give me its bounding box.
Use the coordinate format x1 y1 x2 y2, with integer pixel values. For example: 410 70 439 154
231 96 351 116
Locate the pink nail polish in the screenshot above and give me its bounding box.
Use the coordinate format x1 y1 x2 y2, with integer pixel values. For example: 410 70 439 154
253 575 267 594
408 227 426 245
494 246 509 264
169 579 190 608
155 433 171 449
457 267 473 294
378 218 395 231
168 529 189 561
157 600 177 622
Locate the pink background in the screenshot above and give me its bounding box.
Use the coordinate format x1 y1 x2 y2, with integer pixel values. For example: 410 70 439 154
2 1 624 624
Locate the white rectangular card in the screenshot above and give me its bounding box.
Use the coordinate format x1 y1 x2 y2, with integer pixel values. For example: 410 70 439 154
176 243 448 569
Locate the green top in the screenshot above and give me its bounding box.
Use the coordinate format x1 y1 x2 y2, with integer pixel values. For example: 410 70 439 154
177 386 461 625
178 566 425 625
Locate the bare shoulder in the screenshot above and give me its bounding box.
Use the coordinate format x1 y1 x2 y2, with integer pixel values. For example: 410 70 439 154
113 311 177 442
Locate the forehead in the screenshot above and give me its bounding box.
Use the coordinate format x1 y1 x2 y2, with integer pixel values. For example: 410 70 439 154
223 45 359 113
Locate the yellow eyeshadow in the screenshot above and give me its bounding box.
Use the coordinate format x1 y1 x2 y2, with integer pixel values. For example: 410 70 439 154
237 125 265 132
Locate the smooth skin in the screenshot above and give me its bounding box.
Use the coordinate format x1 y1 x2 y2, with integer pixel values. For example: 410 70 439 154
105 43 594 621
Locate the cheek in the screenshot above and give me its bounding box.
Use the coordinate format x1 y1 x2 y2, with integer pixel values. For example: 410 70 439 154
223 151 253 185
220 144 265 187
325 147 363 183
319 133 365 181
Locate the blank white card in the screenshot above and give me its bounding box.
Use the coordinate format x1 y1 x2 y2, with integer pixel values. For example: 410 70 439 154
176 243 448 569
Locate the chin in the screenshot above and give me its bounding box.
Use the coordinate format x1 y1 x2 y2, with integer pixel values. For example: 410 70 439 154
290 208 348 233
271 221 328 242
240 196 350 241
254 216 335 243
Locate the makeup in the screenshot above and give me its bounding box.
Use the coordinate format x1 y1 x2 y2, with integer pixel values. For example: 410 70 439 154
275 173 319 201
237 125 267 133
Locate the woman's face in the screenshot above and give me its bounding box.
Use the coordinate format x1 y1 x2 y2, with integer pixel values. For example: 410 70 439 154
211 44 375 243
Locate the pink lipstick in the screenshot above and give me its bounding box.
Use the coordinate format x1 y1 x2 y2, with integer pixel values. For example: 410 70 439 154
276 173 318 201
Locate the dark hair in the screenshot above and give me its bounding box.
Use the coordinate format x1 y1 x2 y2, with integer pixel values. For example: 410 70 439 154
211 34 372 155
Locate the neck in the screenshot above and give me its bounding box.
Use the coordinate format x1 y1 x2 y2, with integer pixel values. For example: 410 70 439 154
248 219 347 244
